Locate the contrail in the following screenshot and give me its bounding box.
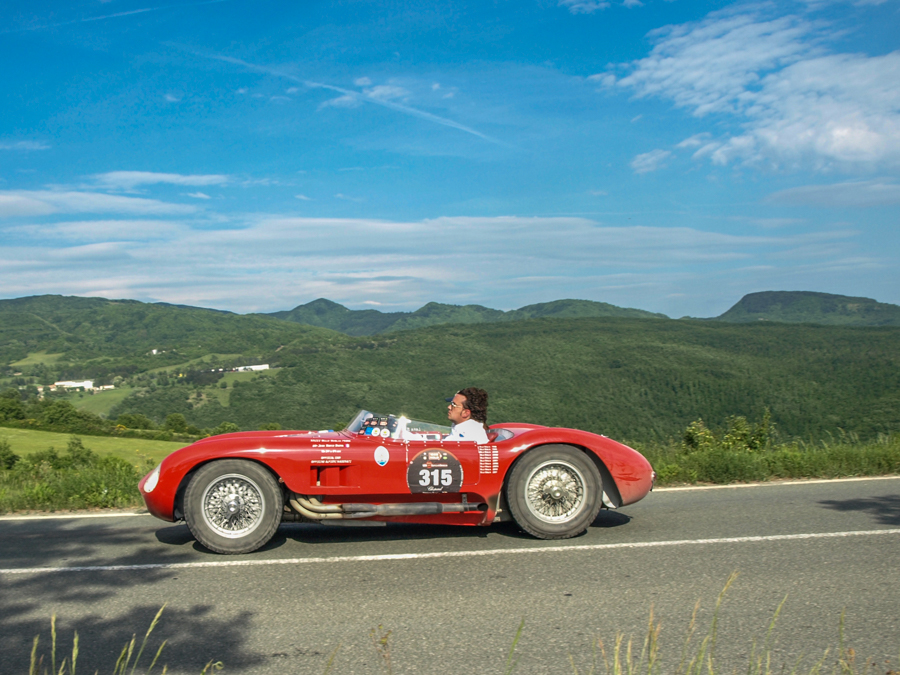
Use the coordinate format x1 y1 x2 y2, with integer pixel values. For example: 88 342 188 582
206 53 503 145
3 0 229 34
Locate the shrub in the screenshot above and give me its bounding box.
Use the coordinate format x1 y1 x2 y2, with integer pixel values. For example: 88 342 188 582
0 437 149 513
164 413 188 433
0 437 20 470
116 412 156 430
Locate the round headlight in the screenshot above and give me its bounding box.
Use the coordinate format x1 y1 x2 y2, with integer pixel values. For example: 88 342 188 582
143 465 161 493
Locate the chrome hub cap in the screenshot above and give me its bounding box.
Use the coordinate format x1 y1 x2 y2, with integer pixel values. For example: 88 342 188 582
525 461 586 524
201 474 265 538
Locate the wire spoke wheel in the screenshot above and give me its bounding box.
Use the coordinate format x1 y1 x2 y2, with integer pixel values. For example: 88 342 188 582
506 445 602 539
184 460 283 554
201 474 266 538
524 461 586 523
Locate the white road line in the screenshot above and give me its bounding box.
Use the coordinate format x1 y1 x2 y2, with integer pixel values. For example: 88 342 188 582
654 475 900 492
2 528 898 575
0 511 147 522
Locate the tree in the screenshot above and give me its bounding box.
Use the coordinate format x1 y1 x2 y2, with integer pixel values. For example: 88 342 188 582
0 438 20 470
165 413 188 433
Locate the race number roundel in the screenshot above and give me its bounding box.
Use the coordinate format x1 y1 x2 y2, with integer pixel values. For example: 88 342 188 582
407 449 463 494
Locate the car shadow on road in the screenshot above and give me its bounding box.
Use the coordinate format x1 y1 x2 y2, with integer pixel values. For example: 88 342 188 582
818 493 900 526
255 507 633 549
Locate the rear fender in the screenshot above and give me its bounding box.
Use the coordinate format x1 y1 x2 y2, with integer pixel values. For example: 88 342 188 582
499 443 621 518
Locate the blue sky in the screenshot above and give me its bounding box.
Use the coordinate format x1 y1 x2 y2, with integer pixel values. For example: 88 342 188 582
1 0 898 318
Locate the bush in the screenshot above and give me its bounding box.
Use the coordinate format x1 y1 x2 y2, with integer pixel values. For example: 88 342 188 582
0 437 20 470
116 412 156 430
164 413 187 433
645 423 900 486
0 437 148 513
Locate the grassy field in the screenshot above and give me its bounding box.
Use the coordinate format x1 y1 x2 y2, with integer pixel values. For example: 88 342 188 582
0 427 186 466
60 386 135 415
10 351 65 367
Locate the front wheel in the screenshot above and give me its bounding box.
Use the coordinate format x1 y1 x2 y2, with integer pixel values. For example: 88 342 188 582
184 460 283 554
505 445 602 539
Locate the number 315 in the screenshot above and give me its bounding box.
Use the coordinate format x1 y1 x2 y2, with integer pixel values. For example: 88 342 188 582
419 468 452 486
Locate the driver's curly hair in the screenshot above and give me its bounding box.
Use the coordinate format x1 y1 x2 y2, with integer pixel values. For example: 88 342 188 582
459 387 488 426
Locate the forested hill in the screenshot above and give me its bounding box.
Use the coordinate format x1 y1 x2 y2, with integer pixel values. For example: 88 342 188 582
713 291 900 326
2 295 899 441
0 294 340 366
265 298 668 336
110 318 900 443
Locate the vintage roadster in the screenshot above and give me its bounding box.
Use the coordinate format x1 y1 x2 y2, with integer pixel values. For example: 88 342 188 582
139 411 655 554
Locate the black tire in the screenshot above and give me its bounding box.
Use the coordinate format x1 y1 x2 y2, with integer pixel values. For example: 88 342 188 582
184 460 283 554
505 445 603 539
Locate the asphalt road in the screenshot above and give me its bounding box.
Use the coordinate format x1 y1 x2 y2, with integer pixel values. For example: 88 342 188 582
1 477 898 674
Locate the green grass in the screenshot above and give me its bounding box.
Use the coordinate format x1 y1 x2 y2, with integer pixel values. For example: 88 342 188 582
28 606 223 675
59 386 135 416
0 427 185 466
10 351 66 367
0 437 151 512
635 418 900 485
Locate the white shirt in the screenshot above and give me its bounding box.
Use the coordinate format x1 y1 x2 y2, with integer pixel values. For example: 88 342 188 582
445 418 489 444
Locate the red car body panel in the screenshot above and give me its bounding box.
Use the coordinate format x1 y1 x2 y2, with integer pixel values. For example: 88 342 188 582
139 422 654 527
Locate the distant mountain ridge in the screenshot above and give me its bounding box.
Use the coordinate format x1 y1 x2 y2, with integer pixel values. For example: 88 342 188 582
266 298 668 336
712 291 900 326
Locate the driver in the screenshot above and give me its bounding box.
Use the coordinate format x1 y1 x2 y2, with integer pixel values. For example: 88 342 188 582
444 387 489 444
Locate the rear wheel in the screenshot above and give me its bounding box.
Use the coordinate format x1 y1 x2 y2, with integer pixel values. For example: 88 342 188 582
184 460 283 554
506 445 602 539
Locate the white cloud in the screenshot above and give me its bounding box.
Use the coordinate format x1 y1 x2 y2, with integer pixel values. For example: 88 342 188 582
676 133 711 148
731 216 805 229
598 5 900 169
0 190 197 217
319 94 360 109
206 54 499 144
186 192 211 199
559 0 610 13
631 149 672 173
363 85 409 101
92 172 230 190
164 93 180 102
295 194 312 200
354 77 372 86
5 220 184 242
0 214 874 315
623 0 643 7
767 179 900 207
0 140 50 151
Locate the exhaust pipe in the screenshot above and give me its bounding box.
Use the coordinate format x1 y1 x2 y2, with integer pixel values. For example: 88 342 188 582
287 493 486 521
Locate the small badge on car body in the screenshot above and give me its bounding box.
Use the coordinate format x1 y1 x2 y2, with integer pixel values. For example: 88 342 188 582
374 446 390 466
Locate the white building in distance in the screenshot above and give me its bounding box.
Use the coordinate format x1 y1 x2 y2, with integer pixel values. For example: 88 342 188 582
233 364 270 372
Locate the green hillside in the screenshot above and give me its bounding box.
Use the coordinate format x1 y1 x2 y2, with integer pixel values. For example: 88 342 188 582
3 294 899 444
264 297 666 335
713 291 900 326
109 317 900 443
0 294 344 379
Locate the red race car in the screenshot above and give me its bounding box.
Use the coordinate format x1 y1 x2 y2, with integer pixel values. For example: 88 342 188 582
139 410 655 554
